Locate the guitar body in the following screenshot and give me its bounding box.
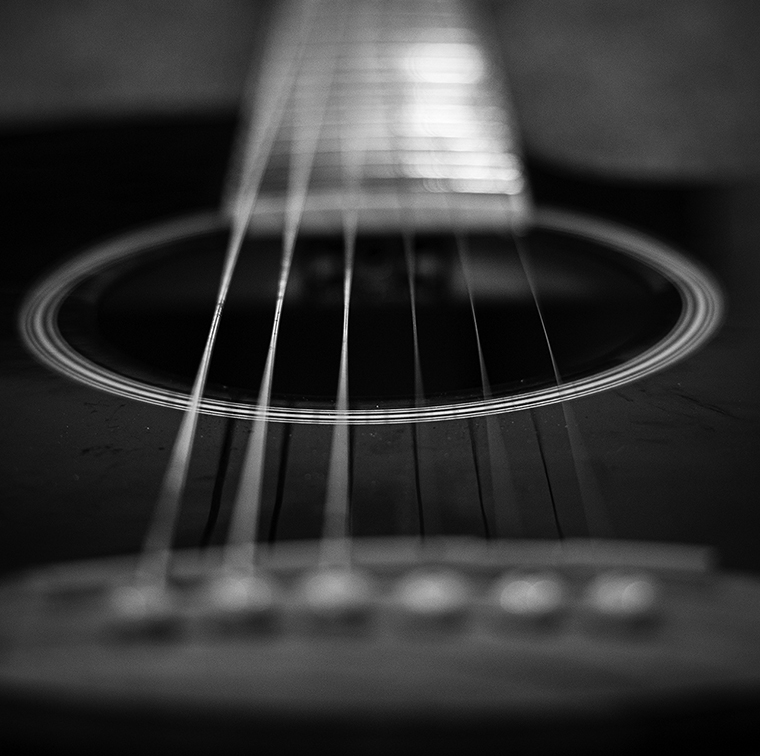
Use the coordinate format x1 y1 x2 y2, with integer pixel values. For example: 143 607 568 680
3 117 759 572
2 113 760 756
2 1 760 753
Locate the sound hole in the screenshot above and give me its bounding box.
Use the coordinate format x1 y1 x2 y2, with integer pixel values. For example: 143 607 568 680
56 221 682 410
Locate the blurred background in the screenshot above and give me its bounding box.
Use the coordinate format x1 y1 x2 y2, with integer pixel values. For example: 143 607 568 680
1 0 759 302
1 0 758 176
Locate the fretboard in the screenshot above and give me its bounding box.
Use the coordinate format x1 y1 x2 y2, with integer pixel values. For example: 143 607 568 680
225 0 530 232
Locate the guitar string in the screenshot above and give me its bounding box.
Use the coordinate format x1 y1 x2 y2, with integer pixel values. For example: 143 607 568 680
223 2 346 574
317 0 380 568
454 232 523 538
221 0 320 219
147 0 589 579
387 0 427 539
409 0 477 541
225 0 560 555
457 0 605 540
200 411 237 548
426 0 567 541
346 0 531 542
512 231 614 539
372 0 430 540
433 0 566 539
318 210 358 567
396 0 479 541
267 426 293 544
135 0 325 586
456 226 572 541
455 221 567 541
528 407 564 539
402 231 427 537
411 0 530 542
387 0 460 541
466 418 492 538
454 231 495 538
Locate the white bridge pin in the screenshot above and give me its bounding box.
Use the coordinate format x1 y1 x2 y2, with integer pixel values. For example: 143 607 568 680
490 573 567 627
583 573 660 629
392 569 471 630
196 572 279 632
107 583 180 639
296 569 377 632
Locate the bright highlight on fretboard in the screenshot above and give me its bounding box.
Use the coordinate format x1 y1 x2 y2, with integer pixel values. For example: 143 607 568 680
225 0 531 232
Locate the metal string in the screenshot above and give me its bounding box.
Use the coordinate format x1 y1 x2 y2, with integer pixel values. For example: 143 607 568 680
135 0 325 585
223 2 345 574
454 232 523 538
512 231 614 539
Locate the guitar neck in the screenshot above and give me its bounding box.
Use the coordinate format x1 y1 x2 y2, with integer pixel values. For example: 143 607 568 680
224 0 531 232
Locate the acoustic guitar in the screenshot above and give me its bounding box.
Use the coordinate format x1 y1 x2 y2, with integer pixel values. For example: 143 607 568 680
2 1 760 753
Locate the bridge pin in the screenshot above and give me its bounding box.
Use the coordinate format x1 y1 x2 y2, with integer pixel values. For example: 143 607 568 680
391 569 471 631
295 569 377 633
582 573 660 630
195 572 279 633
490 573 567 629
106 583 180 640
